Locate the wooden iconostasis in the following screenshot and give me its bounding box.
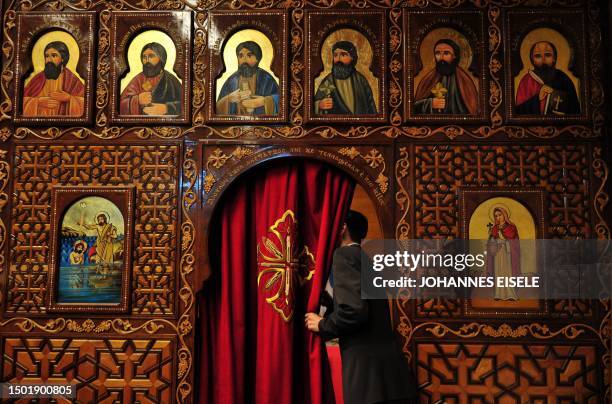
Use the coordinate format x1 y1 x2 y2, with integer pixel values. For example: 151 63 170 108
0 0 610 402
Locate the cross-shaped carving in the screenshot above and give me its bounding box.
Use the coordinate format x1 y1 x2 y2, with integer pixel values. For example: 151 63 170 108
64 151 90 182
504 149 537 186
550 150 584 227
19 151 50 181
141 192 172 223
142 151 169 183
103 151 132 182
139 233 171 263
12 273 46 309
138 274 171 311
17 194 47 222
94 343 166 393
15 231 48 262
420 192 455 226
462 150 495 184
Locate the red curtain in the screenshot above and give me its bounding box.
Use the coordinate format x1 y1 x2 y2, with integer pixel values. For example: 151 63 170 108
198 159 355 404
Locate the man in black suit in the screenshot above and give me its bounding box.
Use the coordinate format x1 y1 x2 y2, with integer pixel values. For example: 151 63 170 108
305 210 417 404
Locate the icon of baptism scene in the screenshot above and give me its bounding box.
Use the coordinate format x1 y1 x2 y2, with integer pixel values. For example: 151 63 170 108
22 30 85 117
514 27 580 116
468 197 539 310
313 28 379 115
56 196 125 304
215 29 280 116
119 29 182 116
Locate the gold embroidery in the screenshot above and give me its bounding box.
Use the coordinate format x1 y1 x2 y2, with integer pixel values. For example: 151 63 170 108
257 210 315 322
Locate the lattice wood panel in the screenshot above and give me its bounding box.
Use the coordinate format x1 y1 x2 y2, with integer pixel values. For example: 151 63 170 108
8 145 179 315
2 337 174 403
414 145 590 239
412 144 593 319
416 342 601 403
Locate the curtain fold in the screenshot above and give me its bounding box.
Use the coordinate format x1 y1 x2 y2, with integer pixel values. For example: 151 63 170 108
198 159 355 404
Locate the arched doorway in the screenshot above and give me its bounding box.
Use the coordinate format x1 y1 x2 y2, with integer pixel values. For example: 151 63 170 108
196 157 383 404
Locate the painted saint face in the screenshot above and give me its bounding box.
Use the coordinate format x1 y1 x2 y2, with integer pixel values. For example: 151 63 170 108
333 48 353 66
45 47 63 67
494 209 504 225
97 215 107 225
434 43 456 64
142 48 160 67
44 47 64 79
142 48 164 77
237 47 259 68
531 42 556 68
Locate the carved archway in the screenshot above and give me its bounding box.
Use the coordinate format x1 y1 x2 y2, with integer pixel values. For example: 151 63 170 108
198 144 392 284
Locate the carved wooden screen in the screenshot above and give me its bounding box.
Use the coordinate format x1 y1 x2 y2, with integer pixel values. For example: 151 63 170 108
0 0 609 403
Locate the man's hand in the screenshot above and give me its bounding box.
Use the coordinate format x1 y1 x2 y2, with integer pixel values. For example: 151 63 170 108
228 89 252 103
318 97 333 110
432 97 446 110
539 85 554 100
50 91 71 103
143 103 168 115
241 96 265 109
138 91 152 105
39 97 59 109
304 312 322 332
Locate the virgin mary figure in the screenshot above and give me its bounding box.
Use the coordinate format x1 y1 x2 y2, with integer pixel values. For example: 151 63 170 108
486 205 521 300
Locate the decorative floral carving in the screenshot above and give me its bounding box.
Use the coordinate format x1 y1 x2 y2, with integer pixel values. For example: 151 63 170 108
338 146 388 194
593 147 610 240
208 149 232 169
395 147 410 240
0 149 8 308
204 146 256 194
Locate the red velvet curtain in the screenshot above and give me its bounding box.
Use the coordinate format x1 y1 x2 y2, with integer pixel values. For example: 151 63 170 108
198 159 355 404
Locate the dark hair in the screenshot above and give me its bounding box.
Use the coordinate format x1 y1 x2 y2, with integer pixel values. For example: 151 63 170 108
434 39 461 63
236 41 262 61
529 41 557 64
44 41 69 66
345 210 368 243
332 41 358 64
141 42 167 67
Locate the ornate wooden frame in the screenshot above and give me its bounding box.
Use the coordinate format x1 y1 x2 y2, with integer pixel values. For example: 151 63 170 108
304 9 387 123
206 10 288 124
504 9 589 123
0 1 607 403
109 11 192 125
199 144 394 284
13 12 95 125
404 10 488 123
458 187 547 316
47 186 135 314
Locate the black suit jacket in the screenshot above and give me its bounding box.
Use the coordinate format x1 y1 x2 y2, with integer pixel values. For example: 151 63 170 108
319 245 416 404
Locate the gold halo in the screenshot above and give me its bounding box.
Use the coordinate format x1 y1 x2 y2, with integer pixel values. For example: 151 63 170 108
414 28 477 96
73 240 88 249
216 29 278 100
94 211 110 223
419 28 473 71
488 203 511 223
120 30 180 93
514 27 580 99
24 30 84 87
314 28 379 111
